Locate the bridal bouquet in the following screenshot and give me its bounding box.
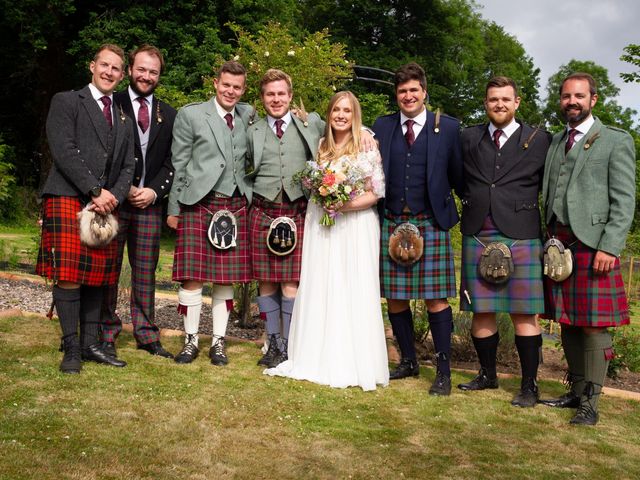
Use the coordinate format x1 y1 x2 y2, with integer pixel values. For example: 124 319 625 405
294 157 366 226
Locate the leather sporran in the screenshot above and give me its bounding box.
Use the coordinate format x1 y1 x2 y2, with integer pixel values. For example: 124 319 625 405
543 237 573 282
77 205 119 247
389 222 424 266
477 241 514 284
266 216 297 256
208 209 237 249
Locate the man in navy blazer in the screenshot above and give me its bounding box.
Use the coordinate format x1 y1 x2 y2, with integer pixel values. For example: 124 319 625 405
101 45 176 360
373 62 463 395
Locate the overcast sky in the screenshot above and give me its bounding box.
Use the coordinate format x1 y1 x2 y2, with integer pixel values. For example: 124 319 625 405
477 0 639 121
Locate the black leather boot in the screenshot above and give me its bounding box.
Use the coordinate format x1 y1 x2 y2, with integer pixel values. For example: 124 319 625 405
389 358 420 380
59 334 82 374
429 352 451 396
511 377 539 408
458 367 499 391
258 334 281 367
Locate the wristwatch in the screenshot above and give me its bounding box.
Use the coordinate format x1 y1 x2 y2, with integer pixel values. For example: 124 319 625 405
89 186 102 197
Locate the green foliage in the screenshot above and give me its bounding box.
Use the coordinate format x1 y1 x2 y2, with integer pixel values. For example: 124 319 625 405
224 22 352 117
357 92 392 127
620 43 640 83
609 326 640 377
297 0 543 125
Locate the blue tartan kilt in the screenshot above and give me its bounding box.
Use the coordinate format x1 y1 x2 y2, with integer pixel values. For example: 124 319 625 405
460 216 544 314
380 212 456 300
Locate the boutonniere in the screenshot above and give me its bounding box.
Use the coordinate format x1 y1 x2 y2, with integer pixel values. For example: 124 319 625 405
119 104 126 124
292 99 309 127
584 132 600 150
156 102 163 124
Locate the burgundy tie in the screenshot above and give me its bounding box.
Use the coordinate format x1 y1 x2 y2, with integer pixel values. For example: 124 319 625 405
100 96 112 128
493 129 503 148
275 119 284 139
405 119 415 147
137 97 149 133
224 113 234 130
565 128 578 154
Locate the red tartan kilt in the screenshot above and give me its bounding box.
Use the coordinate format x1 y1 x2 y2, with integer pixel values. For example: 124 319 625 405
249 197 307 282
543 223 630 327
36 196 120 286
172 195 252 284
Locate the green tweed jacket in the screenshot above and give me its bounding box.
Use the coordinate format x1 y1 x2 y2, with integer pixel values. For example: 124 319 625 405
167 100 254 216
542 117 636 256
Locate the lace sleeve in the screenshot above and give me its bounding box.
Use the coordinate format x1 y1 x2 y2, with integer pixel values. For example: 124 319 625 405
358 149 385 199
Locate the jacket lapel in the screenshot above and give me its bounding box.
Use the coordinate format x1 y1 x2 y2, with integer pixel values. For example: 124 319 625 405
569 117 602 182
205 100 232 163
468 124 493 183
250 119 268 171
148 97 162 150
80 87 109 149
492 121 532 183
381 113 401 177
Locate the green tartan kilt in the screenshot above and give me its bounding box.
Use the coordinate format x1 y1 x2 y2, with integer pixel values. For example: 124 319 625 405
380 212 456 300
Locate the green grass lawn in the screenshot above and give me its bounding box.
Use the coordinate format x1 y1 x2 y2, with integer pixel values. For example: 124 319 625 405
1 314 639 480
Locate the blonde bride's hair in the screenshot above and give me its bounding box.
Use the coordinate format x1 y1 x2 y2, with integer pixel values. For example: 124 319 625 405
317 91 362 164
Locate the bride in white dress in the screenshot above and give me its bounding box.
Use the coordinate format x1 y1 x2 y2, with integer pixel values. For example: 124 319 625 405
265 91 389 391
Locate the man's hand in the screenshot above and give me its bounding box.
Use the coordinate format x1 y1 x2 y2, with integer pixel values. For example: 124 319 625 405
359 129 376 152
593 250 616 275
128 187 156 209
89 189 118 214
167 215 179 230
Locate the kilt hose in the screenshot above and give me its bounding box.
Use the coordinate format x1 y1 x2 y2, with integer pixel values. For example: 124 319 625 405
460 215 544 314
36 196 119 286
102 202 163 345
173 194 252 284
543 222 630 327
249 196 307 283
380 212 456 300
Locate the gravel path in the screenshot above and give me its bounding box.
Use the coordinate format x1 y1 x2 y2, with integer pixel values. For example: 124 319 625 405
0 276 263 340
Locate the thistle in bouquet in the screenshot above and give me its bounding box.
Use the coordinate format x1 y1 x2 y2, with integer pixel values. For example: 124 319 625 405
294 159 366 226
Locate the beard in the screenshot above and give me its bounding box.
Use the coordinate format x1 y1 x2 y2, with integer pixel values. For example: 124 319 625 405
130 78 157 97
562 104 591 125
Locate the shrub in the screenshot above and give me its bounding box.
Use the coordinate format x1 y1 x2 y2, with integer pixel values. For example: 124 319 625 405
609 326 640 378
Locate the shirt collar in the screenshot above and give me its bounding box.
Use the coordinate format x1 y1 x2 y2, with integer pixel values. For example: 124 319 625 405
88 83 112 102
567 114 595 136
128 86 153 106
267 111 293 129
214 97 235 120
400 108 427 127
488 118 520 139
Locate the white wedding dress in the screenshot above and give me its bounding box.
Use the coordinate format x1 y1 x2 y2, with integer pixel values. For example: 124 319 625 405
265 150 389 391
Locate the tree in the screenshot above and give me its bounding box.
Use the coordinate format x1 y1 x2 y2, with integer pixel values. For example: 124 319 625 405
620 43 640 83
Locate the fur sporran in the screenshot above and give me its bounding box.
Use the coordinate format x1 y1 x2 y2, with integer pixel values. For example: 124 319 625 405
543 237 573 282
77 205 119 247
477 241 514 284
389 222 424 266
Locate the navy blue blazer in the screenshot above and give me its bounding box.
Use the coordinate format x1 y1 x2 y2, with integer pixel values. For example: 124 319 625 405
372 110 463 231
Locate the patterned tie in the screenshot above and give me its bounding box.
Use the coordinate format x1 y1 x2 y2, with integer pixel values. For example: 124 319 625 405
404 119 415 147
100 96 112 127
137 97 149 133
565 128 578 154
224 113 234 130
275 119 284 139
493 129 503 149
